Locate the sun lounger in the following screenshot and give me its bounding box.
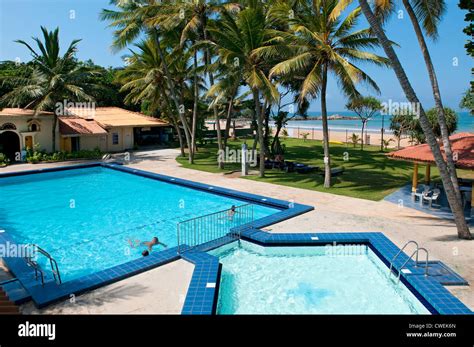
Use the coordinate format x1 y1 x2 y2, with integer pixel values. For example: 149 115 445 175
318 167 345 177
295 163 318 174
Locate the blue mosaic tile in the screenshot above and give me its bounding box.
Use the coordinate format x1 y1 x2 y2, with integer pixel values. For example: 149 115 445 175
1 164 312 309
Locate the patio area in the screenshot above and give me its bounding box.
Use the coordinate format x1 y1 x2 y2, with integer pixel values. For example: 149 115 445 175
386 132 474 224
384 184 473 225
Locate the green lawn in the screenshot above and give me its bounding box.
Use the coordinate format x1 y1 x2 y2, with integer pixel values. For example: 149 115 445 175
176 137 443 201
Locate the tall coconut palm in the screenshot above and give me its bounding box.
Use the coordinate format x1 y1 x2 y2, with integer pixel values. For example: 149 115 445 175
261 0 390 187
206 5 279 177
353 0 462 202
0 27 96 152
100 0 193 157
357 0 471 239
115 37 187 156
401 0 462 201
143 0 241 168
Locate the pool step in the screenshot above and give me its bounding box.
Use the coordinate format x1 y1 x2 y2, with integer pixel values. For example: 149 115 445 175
0 288 20 315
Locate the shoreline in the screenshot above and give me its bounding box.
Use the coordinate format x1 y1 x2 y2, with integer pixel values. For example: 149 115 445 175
281 126 411 148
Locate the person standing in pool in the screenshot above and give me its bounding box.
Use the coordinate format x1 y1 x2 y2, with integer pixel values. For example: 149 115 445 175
227 205 237 221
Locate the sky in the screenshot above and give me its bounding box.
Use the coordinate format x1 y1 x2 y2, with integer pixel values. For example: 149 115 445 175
0 0 472 112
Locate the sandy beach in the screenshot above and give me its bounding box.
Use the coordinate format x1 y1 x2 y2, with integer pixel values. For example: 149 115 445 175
206 119 412 148
288 127 412 148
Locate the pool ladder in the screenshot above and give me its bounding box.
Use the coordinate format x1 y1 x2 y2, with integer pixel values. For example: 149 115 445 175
24 244 62 286
388 240 429 283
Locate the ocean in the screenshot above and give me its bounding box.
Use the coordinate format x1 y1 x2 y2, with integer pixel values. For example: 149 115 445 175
280 111 474 134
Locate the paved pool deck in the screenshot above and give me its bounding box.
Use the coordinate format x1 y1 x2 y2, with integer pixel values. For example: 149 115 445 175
1 148 473 312
21 259 194 314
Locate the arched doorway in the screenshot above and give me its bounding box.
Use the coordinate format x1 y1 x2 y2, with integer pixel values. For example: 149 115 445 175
0 131 21 162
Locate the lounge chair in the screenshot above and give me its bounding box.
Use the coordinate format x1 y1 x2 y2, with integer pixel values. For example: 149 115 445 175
422 188 441 208
318 167 345 177
295 163 318 174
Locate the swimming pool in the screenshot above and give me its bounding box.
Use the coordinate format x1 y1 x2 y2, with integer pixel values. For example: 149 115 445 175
211 241 430 314
0 166 279 283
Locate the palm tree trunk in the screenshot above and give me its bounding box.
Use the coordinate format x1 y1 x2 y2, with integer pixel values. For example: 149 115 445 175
190 49 199 164
160 87 184 157
402 0 462 201
360 120 366 150
173 121 185 157
223 93 235 148
52 114 57 152
359 0 471 240
321 62 331 188
253 88 265 178
200 16 224 169
154 31 192 156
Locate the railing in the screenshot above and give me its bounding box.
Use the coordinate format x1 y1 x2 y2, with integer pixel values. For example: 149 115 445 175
389 240 430 283
177 204 254 254
24 244 62 285
24 256 45 286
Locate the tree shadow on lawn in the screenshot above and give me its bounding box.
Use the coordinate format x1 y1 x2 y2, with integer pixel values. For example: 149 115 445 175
258 166 412 200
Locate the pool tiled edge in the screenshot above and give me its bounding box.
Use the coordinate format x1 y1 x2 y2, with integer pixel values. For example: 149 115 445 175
193 231 472 315
1 164 470 315
0 163 313 309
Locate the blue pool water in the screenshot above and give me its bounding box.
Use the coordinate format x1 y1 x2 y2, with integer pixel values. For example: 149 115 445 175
211 241 430 314
0 167 278 282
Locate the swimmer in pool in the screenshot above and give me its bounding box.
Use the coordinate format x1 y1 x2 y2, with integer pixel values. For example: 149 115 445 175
128 236 167 251
227 205 237 220
142 236 168 251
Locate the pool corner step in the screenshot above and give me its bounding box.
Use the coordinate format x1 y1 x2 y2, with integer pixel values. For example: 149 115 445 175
0 288 20 315
0 279 31 305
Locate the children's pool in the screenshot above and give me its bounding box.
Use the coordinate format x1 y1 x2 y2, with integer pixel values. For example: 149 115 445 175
0 167 279 282
211 241 430 314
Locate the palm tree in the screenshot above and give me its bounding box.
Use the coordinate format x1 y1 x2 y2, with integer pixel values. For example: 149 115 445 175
0 27 96 152
115 38 187 156
261 0 389 187
206 66 245 149
144 0 241 168
100 0 193 158
363 0 463 203
357 0 471 239
207 5 279 177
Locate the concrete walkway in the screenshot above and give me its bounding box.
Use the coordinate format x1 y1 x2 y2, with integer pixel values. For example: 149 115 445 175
2 148 473 312
22 259 194 314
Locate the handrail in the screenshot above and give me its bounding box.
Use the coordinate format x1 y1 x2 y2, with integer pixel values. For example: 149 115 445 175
397 247 430 283
25 244 62 285
389 240 419 277
24 256 45 286
415 247 430 276
389 241 430 283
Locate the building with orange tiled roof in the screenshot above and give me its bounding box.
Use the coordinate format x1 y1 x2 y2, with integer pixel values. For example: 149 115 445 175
0 107 171 161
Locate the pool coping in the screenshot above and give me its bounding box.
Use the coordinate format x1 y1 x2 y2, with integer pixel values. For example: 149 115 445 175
180 231 473 315
0 163 313 308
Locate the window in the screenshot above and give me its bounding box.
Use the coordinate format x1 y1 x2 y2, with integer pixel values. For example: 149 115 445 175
112 133 119 145
27 120 41 132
